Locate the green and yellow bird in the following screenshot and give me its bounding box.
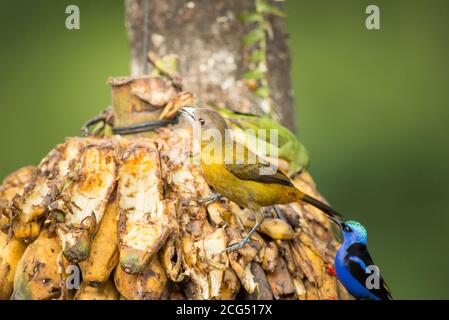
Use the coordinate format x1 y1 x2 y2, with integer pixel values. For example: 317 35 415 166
180 107 342 251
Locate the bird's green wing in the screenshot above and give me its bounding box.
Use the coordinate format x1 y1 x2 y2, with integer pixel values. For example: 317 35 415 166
224 141 293 187
216 106 310 175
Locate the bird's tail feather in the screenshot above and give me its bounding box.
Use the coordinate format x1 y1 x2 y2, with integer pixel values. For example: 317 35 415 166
301 194 343 218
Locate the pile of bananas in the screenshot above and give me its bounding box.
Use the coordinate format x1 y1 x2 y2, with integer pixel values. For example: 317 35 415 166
0 113 351 300
0 72 350 300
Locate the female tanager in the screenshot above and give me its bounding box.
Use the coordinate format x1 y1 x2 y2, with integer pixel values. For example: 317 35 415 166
180 107 342 251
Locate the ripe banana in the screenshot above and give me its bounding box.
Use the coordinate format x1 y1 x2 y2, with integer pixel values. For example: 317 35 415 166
79 195 119 285
12 218 42 243
0 232 27 299
259 218 294 240
74 278 118 300
114 254 167 300
118 142 170 275
12 230 62 300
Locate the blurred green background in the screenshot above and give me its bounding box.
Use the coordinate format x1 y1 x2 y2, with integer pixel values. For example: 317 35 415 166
0 0 448 299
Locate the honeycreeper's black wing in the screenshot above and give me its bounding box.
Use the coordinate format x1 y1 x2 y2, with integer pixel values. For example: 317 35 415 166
345 243 393 300
224 141 293 187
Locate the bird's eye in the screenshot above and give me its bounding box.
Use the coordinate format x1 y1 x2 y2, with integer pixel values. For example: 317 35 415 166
342 224 352 233
199 118 205 126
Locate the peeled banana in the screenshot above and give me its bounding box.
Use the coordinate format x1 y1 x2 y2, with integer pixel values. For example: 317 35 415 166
79 195 119 285
118 142 170 275
55 142 117 263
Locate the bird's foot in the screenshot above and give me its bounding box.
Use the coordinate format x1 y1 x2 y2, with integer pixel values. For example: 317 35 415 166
272 205 285 220
223 237 251 253
197 193 224 204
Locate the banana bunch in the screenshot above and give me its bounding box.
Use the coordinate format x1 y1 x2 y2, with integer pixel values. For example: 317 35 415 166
0 122 349 300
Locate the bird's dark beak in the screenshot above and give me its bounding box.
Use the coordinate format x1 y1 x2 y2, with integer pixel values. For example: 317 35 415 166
328 215 343 228
179 107 196 122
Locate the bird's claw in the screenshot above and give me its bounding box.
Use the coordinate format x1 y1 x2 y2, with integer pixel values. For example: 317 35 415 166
197 194 224 204
223 237 251 253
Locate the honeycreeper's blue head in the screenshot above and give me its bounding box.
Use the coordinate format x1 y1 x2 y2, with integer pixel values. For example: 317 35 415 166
340 220 368 244
328 216 368 245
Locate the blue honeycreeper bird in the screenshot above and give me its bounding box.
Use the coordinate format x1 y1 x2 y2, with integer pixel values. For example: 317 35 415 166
329 217 392 300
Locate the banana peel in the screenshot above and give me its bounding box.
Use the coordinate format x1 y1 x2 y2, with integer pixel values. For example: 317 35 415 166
55 142 117 263
261 242 278 272
79 195 119 285
160 234 183 282
0 166 36 234
118 142 170 275
21 138 88 224
0 232 27 299
242 262 273 300
188 228 228 299
12 230 62 300
13 147 61 229
219 268 241 300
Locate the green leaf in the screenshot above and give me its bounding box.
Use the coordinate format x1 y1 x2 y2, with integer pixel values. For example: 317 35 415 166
243 69 265 80
239 12 263 23
255 85 270 98
256 0 286 17
243 28 265 46
249 50 265 62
